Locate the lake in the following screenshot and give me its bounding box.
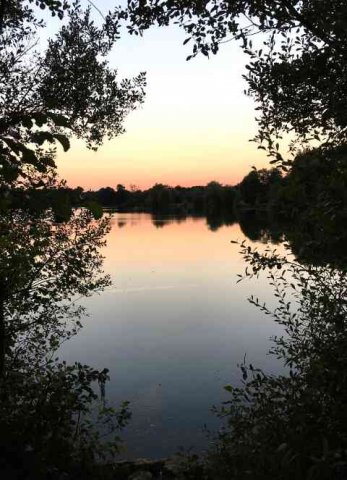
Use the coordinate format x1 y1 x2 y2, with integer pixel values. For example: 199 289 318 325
61 212 285 459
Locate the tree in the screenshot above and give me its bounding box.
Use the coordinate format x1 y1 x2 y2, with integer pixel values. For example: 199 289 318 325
146 183 173 212
0 226 130 476
238 167 283 208
0 174 112 374
205 242 347 480
271 145 347 267
115 183 129 206
96 187 117 206
238 170 263 207
0 0 146 359
0 173 132 476
205 181 223 214
0 1 145 195
0 2 144 475
121 1 347 160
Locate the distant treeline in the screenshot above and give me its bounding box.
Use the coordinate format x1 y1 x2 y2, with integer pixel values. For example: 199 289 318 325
55 168 283 215
11 146 346 266
64 145 347 222
79 145 345 268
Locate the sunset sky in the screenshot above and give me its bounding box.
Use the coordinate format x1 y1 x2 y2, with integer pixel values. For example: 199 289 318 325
54 1 270 190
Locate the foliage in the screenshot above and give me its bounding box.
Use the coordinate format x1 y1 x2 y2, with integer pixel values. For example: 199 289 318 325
238 167 282 208
69 181 237 218
0 301 131 478
121 0 347 161
0 171 112 368
205 242 347 479
1 1 346 477
0 1 145 477
269 146 347 267
1 202 111 320
0 356 131 478
145 183 173 212
0 1 145 190
0 183 133 477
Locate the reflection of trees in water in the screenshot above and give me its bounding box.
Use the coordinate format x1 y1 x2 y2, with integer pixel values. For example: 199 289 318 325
206 211 236 232
0 208 129 476
237 212 285 244
148 210 346 268
151 218 169 228
284 224 347 269
150 211 236 232
1 206 344 475
151 213 188 229
236 211 346 268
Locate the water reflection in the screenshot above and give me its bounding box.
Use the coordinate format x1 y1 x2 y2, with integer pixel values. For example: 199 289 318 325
237 212 285 244
150 212 237 232
139 210 345 267
60 209 346 459
206 211 236 232
151 213 189 229
2 207 344 469
61 213 286 459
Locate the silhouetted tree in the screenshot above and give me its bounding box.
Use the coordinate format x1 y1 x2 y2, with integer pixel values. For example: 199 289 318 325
96 187 117 207
205 181 224 214
121 1 347 161
238 168 283 208
0 2 145 203
146 183 173 212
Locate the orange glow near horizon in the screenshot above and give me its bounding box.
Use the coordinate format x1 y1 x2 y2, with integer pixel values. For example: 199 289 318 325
56 129 269 190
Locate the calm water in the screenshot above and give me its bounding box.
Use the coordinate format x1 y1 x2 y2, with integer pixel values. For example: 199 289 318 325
61 213 285 458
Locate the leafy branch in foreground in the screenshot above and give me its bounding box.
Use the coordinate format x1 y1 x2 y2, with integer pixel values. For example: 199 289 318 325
0 185 112 374
0 2 141 475
207 242 347 480
0 1 146 189
120 1 347 161
0 177 131 477
0 326 132 477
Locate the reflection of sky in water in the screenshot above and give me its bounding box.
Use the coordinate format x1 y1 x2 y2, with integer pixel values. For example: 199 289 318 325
60 213 286 459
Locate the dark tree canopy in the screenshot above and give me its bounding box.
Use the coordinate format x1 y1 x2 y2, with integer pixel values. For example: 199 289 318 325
0 1 146 189
0 4 142 468
121 1 347 159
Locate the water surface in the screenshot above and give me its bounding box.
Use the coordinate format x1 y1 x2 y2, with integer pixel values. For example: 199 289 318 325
61 213 285 458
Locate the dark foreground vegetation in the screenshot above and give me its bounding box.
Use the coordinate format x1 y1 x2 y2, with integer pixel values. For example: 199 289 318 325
0 1 346 480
